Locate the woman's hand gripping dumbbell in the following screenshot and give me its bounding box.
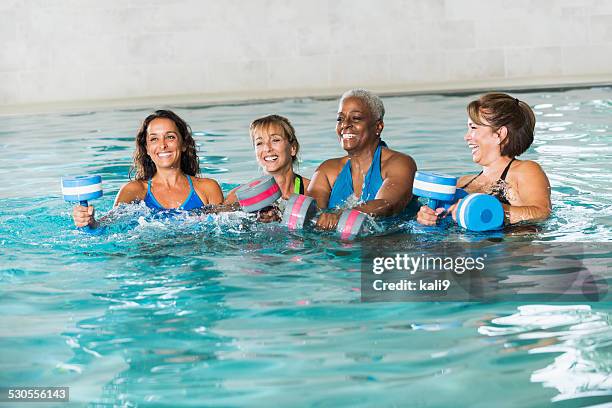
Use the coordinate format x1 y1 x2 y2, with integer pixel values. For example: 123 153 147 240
62 175 103 229
413 171 504 232
282 194 367 239
215 176 282 221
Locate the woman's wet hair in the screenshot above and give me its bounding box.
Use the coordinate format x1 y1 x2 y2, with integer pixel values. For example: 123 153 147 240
467 93 536 157
339 88 385 121
131 110 199 180
249 114 300 164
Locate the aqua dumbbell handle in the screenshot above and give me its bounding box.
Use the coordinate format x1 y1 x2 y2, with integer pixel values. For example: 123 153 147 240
453 188 468 201
428 198 440 211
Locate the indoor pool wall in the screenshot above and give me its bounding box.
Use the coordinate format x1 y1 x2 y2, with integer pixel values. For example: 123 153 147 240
3 1 612 109
0 87 610 407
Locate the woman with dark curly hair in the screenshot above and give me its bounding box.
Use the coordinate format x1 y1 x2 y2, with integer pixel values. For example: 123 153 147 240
417 93 551 226
72 110 223 228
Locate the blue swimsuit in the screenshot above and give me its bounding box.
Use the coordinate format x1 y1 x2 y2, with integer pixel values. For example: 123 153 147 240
144 175 205 211
328 141 386 208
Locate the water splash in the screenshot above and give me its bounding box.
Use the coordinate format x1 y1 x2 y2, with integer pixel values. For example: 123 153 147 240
479 305 612 404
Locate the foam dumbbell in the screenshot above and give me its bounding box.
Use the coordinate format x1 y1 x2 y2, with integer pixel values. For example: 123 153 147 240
61 175 103 207
283 194 318 230
456 193 504 232
412 171 458 210
282 194 367 239
413 171 502 231
61 175 103 231
234 176 281 212
336 208 368 240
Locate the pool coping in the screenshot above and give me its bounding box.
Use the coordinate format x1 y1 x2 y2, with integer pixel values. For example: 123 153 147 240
1 75 611 116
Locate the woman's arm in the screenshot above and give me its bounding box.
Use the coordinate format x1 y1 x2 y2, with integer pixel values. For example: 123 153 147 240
194 177 224 205
354 152 417 217
504 160 551 223
449 161 551 225
306 160 335 209
72 181 145 228
223 186 239 205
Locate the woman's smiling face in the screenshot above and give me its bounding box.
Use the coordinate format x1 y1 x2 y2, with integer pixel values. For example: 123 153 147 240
253 123 296 174
145 118 184 170
336 97 381 152
464 115 502 165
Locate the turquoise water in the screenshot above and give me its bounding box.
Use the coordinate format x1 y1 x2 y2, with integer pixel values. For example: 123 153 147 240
0 87 611 407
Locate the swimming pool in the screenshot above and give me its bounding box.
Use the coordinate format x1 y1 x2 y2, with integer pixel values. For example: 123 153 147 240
0 87 610 407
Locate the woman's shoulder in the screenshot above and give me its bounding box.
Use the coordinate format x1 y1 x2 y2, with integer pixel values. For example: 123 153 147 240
192 176 223 204
381 147 416 170
316 156 347 173
120 180 147 194
115 180 147 204
513 159 543 170
511 159 547 178
192 176 221 189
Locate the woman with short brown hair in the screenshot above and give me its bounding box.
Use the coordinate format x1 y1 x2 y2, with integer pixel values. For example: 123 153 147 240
417 93 551 226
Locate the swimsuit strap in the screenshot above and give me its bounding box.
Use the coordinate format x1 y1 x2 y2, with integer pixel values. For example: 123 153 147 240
328 159 353 208
180 175 205 210
144 179 165 210
490 158 516 205
499 157 516 181
361 142 385 202
460 158 516 189
460 172 483 189
294 174 303 194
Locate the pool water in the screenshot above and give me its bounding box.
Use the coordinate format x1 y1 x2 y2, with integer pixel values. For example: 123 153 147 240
0 87 611 407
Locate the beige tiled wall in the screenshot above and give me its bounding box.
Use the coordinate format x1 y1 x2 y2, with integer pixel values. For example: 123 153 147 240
1 0 611 108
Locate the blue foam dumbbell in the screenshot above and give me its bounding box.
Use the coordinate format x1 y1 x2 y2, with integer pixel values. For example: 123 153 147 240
413 171 458 210
61 175 103 207
61 175 103 231
456 193 504 232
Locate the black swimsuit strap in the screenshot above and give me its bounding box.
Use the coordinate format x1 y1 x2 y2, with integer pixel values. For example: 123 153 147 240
499 158 516 181
460 158 516 189
460 172 483 189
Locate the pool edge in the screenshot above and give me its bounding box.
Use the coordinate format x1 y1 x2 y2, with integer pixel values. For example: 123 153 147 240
1 75 611 116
